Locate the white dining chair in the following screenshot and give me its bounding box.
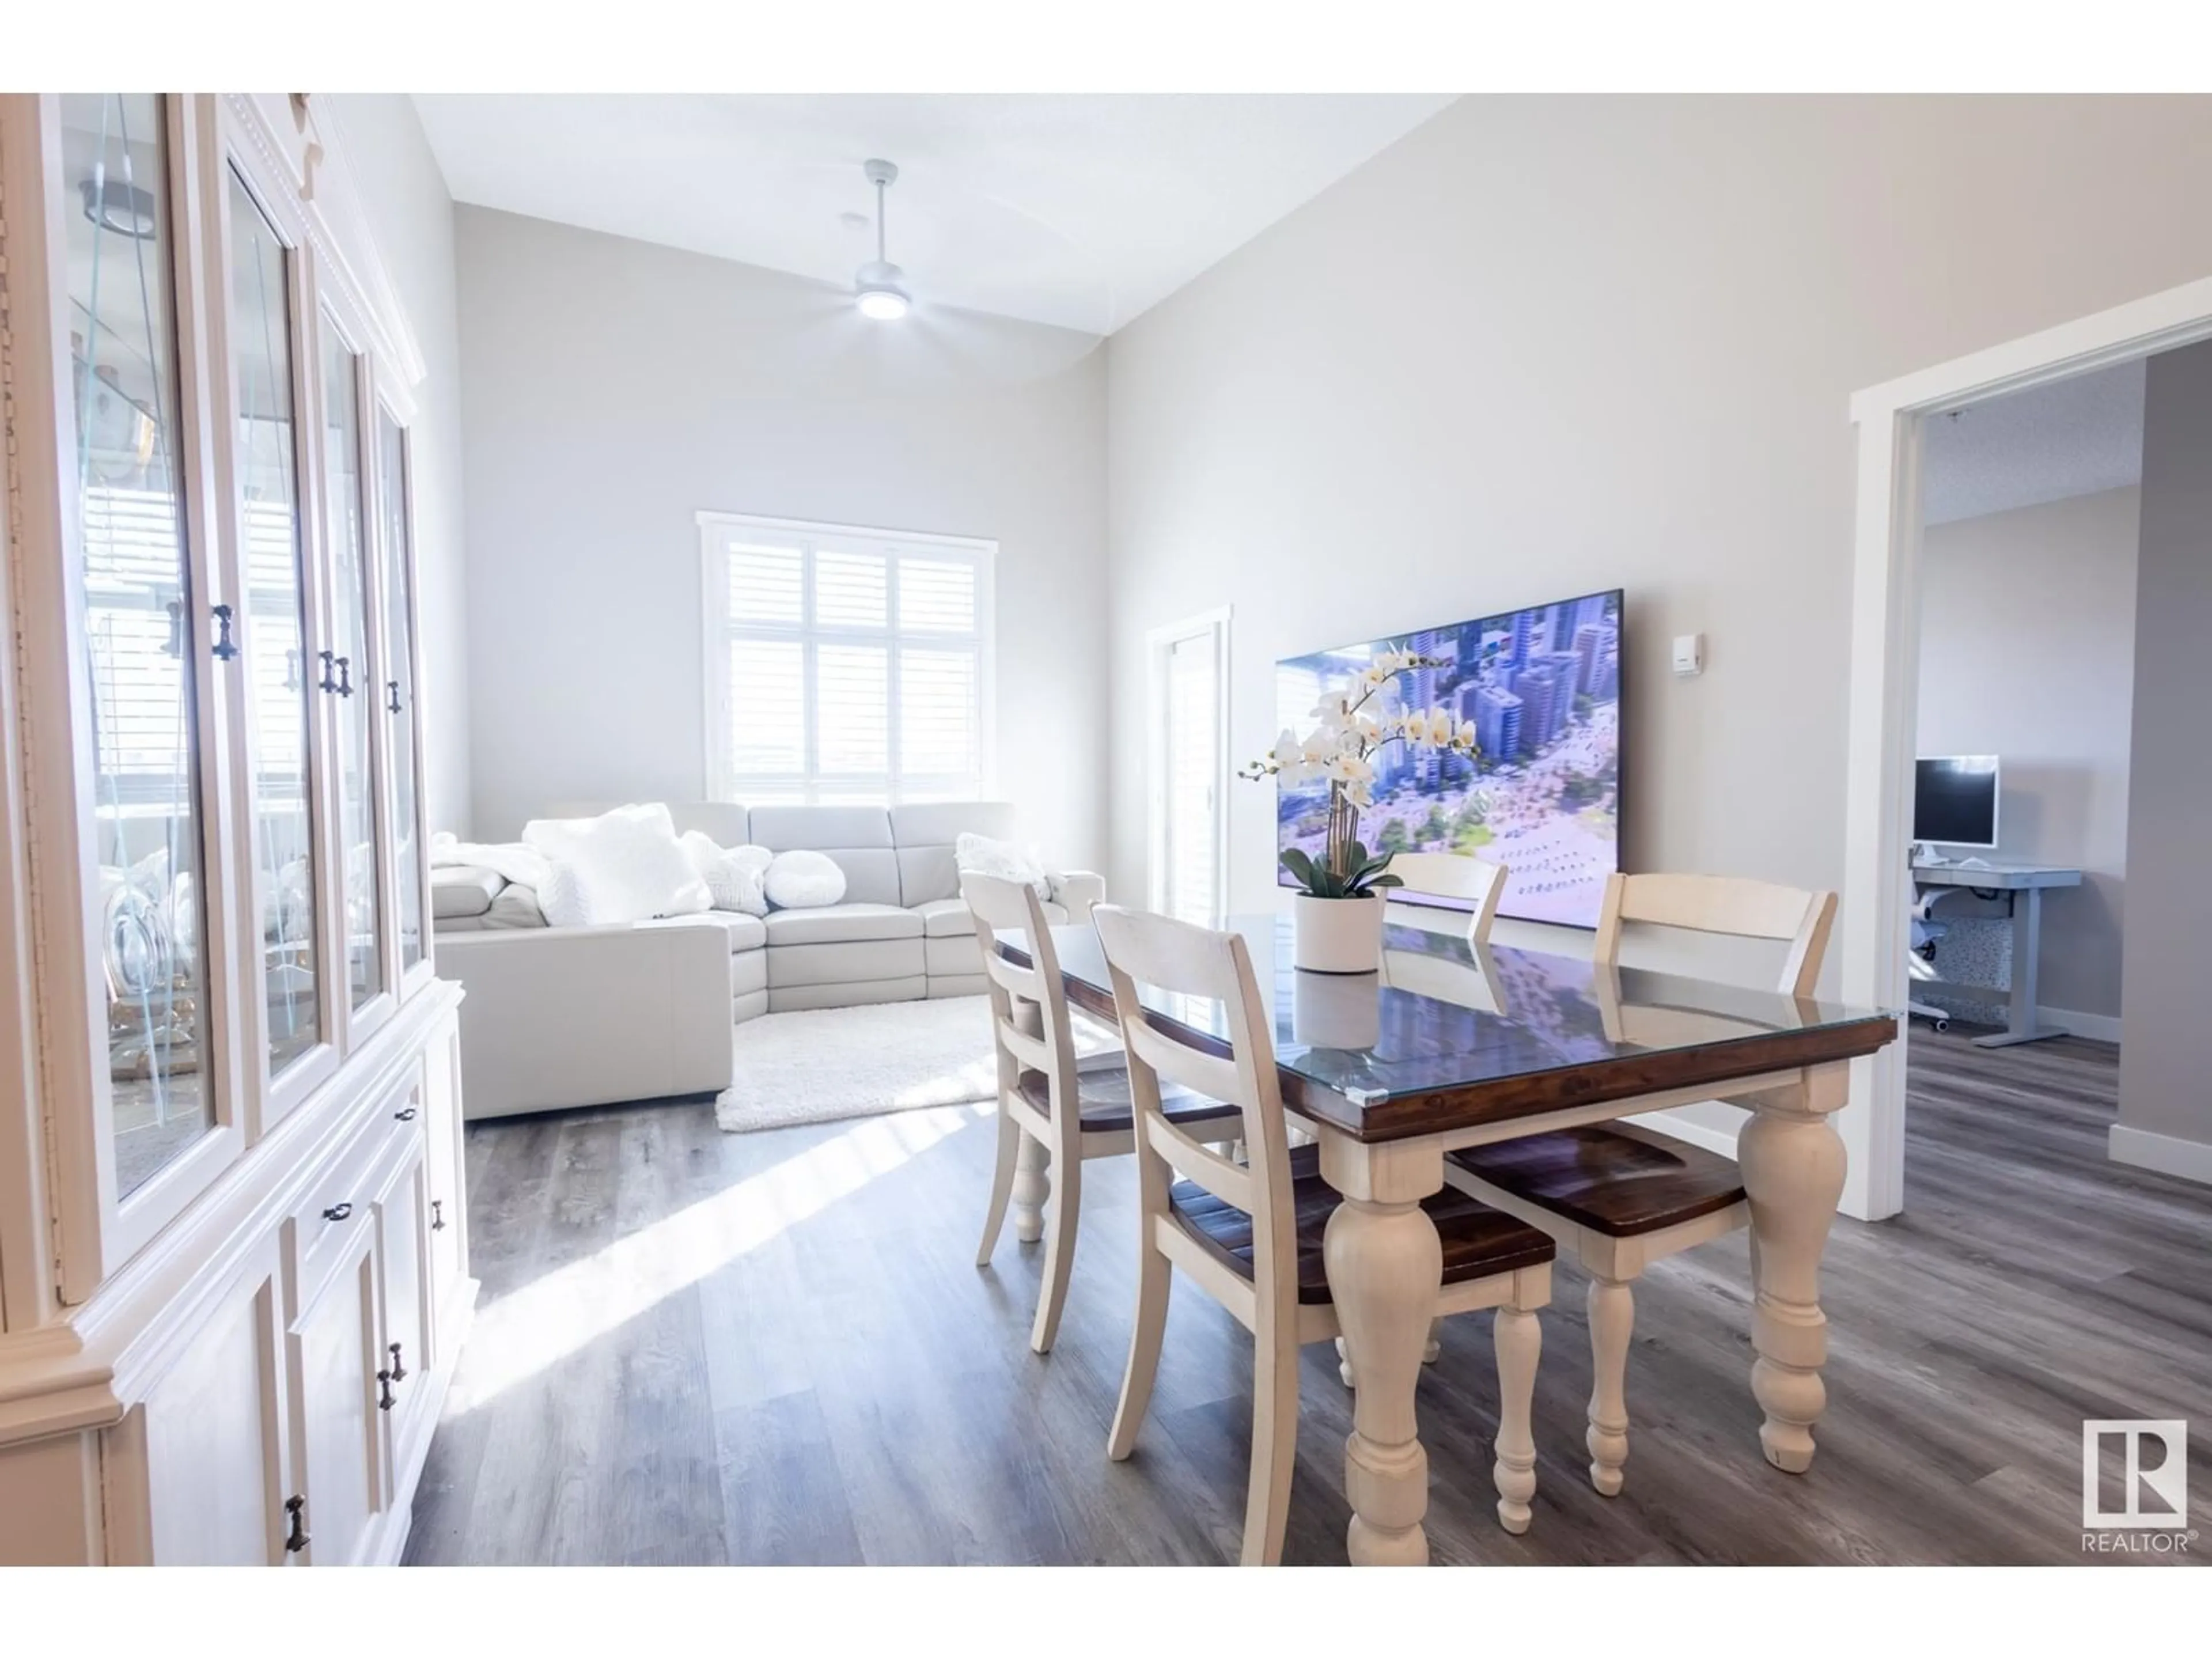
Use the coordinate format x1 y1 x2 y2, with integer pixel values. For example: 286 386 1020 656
1442 870 1837 1498
1384 850 1508 944
965 872 1243 1354
1092 904 1556 1563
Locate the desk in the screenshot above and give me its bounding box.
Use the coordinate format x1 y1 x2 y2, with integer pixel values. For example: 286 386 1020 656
999 915 1899 1565
1911 861 2084 1048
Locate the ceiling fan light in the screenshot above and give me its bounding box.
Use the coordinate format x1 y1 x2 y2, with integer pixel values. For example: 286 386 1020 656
854 257 910 321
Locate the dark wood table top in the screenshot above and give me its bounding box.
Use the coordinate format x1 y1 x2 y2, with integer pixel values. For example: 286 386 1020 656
997 914 1899 1143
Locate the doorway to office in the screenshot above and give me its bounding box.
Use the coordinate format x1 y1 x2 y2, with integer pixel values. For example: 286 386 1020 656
1842 274 2212 1221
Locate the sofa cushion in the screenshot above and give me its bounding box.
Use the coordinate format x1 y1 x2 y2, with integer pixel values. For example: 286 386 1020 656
767 938 926 988
762 902 925 946
645 910 766 953
523 804 711 923
911 896 1067 939
891 802 1016 905
432 864 503 920
747 805 900 907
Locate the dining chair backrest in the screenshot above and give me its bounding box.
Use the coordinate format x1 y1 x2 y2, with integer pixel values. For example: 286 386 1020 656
1593 872 1838 997
963 872 1080 1119
1384 851 1509 944
1090 906 1300 1323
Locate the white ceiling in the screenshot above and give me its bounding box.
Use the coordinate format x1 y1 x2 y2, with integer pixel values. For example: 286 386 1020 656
1921 357 2146 527
412 94 1456 336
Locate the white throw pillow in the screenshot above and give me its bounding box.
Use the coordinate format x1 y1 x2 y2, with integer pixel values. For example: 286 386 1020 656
955 831 1051 900
522 804 710 925
680 831 771 916
764 849 847 910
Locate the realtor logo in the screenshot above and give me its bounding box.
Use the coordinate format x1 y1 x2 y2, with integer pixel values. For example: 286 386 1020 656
2082 1419 2188 1530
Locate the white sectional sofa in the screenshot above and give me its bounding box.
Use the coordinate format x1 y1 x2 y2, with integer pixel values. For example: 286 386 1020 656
434 801 1102 1119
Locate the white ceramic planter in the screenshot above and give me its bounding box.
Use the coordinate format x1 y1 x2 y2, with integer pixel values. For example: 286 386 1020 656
1292 891 1385 974
1290 968 1382 1048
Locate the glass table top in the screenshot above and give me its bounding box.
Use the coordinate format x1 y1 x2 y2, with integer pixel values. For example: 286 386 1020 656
1014 914 1899 1133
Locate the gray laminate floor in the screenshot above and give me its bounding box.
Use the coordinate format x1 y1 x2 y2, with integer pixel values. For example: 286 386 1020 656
404 1027 2210 1565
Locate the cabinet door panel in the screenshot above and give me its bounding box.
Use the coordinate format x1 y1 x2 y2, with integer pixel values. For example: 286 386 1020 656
224 164 323 1085
139 1249 286 1564
376 1132 431 1409
374 411 425 977
319 325 382 1016
59 92 219 1199
288 1222 381 1566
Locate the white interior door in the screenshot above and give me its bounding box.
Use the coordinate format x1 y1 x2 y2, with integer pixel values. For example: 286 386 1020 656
1153 613 1228 925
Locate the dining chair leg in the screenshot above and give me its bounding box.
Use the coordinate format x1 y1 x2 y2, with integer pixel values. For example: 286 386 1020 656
1586 1272 1635 1496
1107 1238 1172 1461
1492 1302 1542 1535
975 1104 1020 1267
1243 1317 1302 1566
1029 1153 1082 1354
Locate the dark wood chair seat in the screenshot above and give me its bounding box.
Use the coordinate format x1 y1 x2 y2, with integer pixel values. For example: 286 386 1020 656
1448 1127 1745 1237
1016 1065 1241 1137
1169 1143 1556 1305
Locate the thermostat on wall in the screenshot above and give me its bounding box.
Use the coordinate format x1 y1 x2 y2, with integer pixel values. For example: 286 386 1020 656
1672 634 1704 676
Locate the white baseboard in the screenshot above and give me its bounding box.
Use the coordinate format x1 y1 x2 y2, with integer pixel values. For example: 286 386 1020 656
2038 1005 2122 1043
2108 1124 2212 1187
1624 1106 1743 1159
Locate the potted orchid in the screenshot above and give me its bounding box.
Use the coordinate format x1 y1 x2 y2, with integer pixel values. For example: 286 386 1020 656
1240 650 1482 971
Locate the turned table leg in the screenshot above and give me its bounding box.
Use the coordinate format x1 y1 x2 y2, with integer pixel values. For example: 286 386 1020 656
1738 1066 1849 1474
1011 1131 1050 1245
1321 1136 1445 1567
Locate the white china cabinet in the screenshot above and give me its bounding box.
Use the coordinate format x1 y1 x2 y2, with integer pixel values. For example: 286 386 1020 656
0 93 472 1565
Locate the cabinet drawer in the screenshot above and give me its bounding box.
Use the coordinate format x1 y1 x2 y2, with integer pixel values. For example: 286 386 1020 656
291 1081 417 1297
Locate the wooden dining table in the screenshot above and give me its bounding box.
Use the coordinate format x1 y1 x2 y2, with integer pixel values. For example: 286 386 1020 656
997 913 1901 1566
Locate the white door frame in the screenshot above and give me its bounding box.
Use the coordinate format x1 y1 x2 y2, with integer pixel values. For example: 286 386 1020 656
1145 606 1232 921
1840 272 2212 1221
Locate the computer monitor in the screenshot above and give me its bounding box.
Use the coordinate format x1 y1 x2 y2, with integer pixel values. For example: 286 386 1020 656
1914 755 2000 849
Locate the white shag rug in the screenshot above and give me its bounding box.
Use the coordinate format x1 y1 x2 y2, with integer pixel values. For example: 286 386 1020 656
714 994 1120 1133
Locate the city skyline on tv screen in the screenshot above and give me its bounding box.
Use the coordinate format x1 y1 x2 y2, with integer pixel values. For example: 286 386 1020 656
1274 588 1623 929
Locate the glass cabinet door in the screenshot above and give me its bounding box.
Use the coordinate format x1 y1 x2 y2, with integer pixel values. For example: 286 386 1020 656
319 328 381 1014
60 93 215 1198
224 167 321 1076
376 411 425 974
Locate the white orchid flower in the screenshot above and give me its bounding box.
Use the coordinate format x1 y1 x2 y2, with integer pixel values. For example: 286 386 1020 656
1429 708 1454 745
1271 729 1302 768
1457 719 1479 749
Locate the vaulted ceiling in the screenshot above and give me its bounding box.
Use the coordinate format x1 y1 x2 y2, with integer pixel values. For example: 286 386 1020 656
412 94 1456 335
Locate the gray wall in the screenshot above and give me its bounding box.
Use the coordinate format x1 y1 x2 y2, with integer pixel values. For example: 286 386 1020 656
323 95 472 836
454 207 1110 866
1102 96 2212 977
1916 486 2140 1022
2117 340 2212 1162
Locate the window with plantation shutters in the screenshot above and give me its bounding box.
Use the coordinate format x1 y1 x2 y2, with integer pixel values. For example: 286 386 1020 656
700 514 994 805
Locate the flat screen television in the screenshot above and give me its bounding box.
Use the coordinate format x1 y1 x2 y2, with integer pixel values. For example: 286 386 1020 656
1273 588 1624 929
1914 755 1999 849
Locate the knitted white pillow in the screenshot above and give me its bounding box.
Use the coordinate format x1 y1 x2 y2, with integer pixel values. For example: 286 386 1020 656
680 831 771 916
763 849 847 910
955 831 1051 900
522 804 710 925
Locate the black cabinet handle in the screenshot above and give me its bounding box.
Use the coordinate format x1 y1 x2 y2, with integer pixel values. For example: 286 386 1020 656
393 1105 417 1122
388 1340 407 1383
386 679 402 714
321 1201 353 1224
210 604 239 661
284 1494 309 1553
317 649 339 694
377 1369 395 1411
430 1199 446 1232
335 655 353 697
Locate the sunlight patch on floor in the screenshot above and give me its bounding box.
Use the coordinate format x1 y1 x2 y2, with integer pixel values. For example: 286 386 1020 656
447 1101 993 1411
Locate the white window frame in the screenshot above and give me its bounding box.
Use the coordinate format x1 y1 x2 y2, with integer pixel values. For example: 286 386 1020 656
698 510 997 805
1145 606 1232 922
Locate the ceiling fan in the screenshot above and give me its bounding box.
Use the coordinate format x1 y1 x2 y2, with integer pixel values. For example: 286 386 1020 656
853 158 909 321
